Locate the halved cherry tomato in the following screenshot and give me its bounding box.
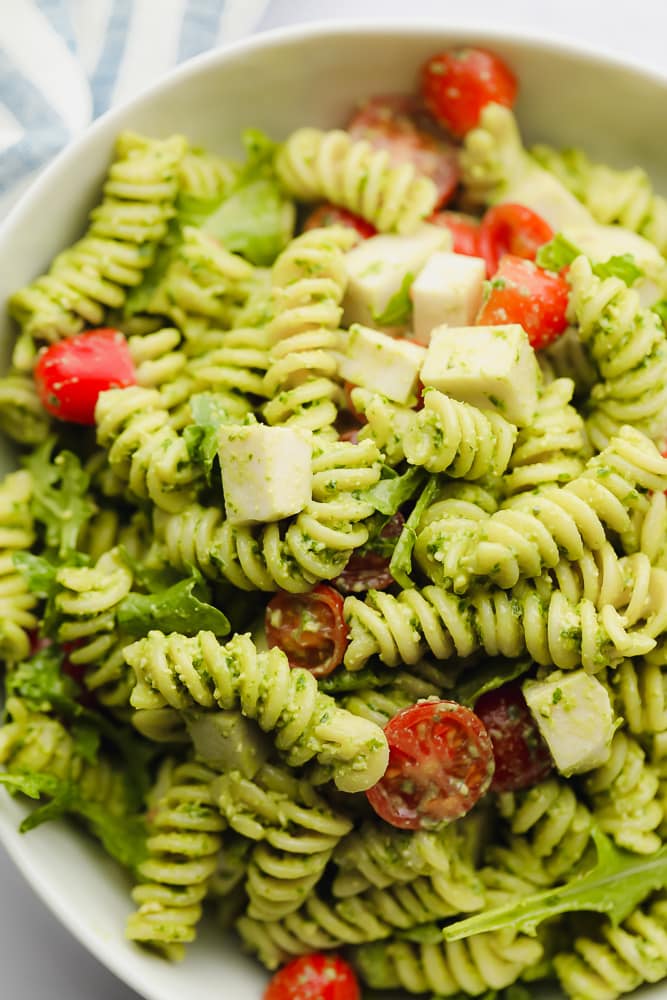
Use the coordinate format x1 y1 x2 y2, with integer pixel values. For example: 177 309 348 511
34 328 136 425
302 203 377 239
366 700 495 830
265 584 348 677
429 210 481 256
477 254 569 350
475 681 553 793
334 513 405 594
478 203 554 276
264 954 360 1000
421 48 518 138
348 95 460 208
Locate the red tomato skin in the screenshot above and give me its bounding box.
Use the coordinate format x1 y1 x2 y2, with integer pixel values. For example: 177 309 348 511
348 95 460 208
421 48 518 138
34 328 136 424
265 584 349 678
477 254 569 350
366 700 495 830
474 682 553 793
303 203 376 239
429 210 481 256
478 203 554 276
264 954 361 1000
334 513 405 594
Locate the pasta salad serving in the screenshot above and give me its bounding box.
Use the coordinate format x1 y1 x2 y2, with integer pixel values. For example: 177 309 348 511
2 42 667 1000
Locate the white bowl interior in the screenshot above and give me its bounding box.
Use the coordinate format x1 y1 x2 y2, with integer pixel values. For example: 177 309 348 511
1 20 666 1000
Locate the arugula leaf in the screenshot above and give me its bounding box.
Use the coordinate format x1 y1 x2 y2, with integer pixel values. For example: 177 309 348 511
442 828 667 941
183 392 242 481
117 572 230 638
359 466 427 516
389 476 440 589
372 272 414 326
70 722 101 765
592 254 642 286
453 657 533 707
0 772 147 871
200 130 294 267
535 233 582 272
6 645 81 714
23 440 95 556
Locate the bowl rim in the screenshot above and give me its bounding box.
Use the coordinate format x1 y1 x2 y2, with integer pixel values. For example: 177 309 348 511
2 16 667 245
2 16 667 1000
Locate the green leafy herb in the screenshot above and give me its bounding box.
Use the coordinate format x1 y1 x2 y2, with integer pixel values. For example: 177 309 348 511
183 392 242 481
6 645 81 714
23 440 95 556
372 272 414 326
442 828 667 941
117 571 230 638
200 129 294 266
359 466 427 516
453 657 533 707
0 772 147 871
389 475 440 589
535 233 582 271
318 663 405 694
592 253 642 286
123 238 176 317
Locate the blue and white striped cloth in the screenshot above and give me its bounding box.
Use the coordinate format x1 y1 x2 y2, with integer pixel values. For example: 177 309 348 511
0 0 270 218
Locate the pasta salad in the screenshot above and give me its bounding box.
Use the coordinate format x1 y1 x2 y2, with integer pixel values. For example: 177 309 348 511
1 43 667 1000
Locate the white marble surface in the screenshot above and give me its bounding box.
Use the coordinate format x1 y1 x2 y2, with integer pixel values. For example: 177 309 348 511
1 2 666 998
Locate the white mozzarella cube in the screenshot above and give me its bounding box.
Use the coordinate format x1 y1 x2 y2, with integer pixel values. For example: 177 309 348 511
503 167 593 232
411 252 486 344
218 424 312 526
337 324 426 404
420 323 540 426
343 224 451 328
523 671 615 777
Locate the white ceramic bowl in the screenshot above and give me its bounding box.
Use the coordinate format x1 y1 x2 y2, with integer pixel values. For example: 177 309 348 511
1 20 666 1000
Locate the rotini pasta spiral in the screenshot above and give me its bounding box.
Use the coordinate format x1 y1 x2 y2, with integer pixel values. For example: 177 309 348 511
338 672 440 728
151 436 382 592
0 698 129 815
262 227 355 436
350 927 544 995
416 426 667 592
275 128 438 234
343 568 666 673
188 325 273 401
127 326 188 390
143 226 255 330
489 778 595 886
213 763 352 920
95 385 202 513
568 255 667 449
178 148 238 204
8 132 186 370
0 373 51 445
503 377 591 496
602 659 667 736
584 730 663 854
124 630 389 793
554 895 667 1000
126 759 225 959
0 469 38 662
54 547 135 708
533 143 667 256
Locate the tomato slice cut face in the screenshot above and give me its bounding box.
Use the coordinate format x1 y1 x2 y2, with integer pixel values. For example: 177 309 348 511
430 210 481 256
366 700 495 829
474 681 553 793
348 95 460 208
265 584 348 677
478 202 554 276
